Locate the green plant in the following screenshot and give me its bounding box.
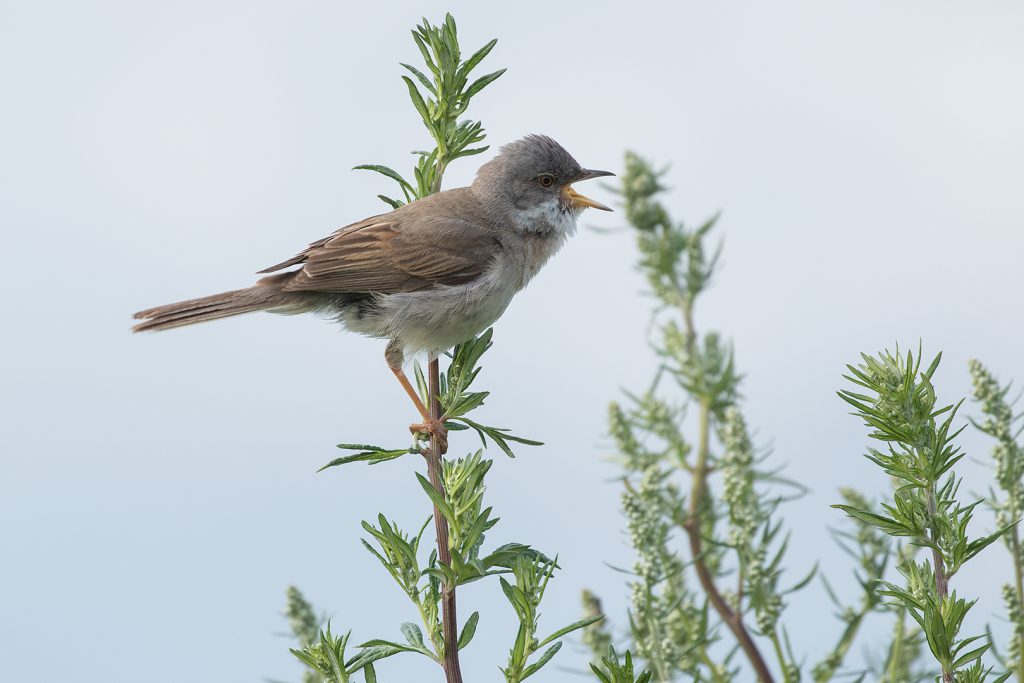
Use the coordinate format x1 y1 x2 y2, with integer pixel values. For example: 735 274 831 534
970 359 1024 679
583 152 1017 683
587 152 815 682
837 348 1012 682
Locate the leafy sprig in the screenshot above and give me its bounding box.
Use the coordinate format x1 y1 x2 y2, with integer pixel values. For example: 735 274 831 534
837 347 1011 682
354 13 504 206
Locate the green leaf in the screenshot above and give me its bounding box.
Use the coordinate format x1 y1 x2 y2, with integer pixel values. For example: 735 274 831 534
832 504 914 536
521 641 562 680
458 38 497 80
590 664 612 683
399 63 437 96
401 622 426 650
352 164 415 194
483 543 554 569
963 522 1014 564
376 195 404 209
402 76 432 127
952 643 989 669
537 614 603 648
458 611 479 650
319 448 411 471
463 68 506 100
415 472 456 524
347 643 410 670
500 576 530 620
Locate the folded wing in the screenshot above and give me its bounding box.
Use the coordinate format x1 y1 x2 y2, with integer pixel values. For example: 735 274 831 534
258 214 500 294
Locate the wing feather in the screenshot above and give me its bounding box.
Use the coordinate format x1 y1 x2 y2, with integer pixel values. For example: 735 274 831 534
258 211 500 294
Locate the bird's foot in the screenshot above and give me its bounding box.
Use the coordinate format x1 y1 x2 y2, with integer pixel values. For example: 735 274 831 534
410 418 448 455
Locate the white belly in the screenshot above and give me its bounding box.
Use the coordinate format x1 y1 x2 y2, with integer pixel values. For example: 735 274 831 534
339 230 569 358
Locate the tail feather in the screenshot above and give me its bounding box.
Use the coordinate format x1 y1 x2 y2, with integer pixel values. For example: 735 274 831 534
132 285 294 332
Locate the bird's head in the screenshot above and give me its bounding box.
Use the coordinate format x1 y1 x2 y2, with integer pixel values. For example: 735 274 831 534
473 135 613 231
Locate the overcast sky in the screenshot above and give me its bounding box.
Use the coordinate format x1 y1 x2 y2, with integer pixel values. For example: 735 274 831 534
2 1 1023 681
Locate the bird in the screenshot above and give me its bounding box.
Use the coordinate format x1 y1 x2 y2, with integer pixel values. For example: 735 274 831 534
133 134 612 445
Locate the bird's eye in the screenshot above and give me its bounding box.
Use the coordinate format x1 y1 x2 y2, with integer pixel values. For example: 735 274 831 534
537 174 555 188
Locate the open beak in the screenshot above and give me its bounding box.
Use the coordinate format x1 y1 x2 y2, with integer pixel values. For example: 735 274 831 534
563 168 615 212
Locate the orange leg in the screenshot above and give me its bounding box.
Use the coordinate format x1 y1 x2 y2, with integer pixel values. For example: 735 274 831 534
386 342 448 453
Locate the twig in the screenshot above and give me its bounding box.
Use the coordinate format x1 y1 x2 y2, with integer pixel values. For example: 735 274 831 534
683 399 775 683
426 358 463 683
1012 525 1024 681
925 487 953 683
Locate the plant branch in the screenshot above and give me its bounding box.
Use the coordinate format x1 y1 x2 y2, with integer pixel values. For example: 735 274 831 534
683 398 775 683
1013 525 1024 681
424 155 461 682
426 358 463 683
884 607 908 683
925 486 952 683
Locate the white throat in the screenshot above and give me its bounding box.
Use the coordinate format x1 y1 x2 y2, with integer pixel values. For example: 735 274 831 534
512 199 578 236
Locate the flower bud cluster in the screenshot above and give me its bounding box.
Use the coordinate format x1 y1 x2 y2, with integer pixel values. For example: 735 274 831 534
720 407 758 549
622 152 670 233
622 465 693 670
1004 583 1024 664
969 359 1023 498
580 590 613 665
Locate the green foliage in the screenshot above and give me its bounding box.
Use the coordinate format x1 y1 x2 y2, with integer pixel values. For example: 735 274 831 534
290 624 382 683
354 13 504 204
811 489 894 682
285 586 327 683
582 591 614 667
436 329 544 458
591 646 654 683
588 151 805 683
837 348 1011 681
970 359 1024 679
499 556 603 682
585 151 1019 683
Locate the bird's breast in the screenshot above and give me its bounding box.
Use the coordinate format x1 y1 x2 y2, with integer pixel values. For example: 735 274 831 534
495 230 569 291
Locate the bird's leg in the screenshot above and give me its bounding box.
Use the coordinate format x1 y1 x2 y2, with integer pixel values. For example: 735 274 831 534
385 341 448 454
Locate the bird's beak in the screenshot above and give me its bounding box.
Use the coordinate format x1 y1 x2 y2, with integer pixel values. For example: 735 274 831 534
563 169 615 212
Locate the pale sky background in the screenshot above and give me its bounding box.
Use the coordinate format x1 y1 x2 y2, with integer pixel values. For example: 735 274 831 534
2 1 1023 681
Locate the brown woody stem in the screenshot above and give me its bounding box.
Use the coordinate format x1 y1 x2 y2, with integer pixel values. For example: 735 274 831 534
683 399 775 683
426 358 463 683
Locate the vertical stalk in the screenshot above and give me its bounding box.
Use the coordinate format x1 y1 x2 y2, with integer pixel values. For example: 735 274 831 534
813 606 870 682
884 607 907 683
1007 473 1024 682
426 358 463 683
683 399 775 683
1012 526 1024 681
925 485 952 683
422 149 462 682
677 290 773 682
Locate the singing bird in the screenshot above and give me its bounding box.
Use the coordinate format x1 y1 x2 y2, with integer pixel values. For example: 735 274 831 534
133 135 612 442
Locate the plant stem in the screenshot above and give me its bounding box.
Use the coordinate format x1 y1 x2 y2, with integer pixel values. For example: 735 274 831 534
884 607 907 683
1013 525 1024 682
431 159 448 195
698 646 728 683
813 604 870 682
769 632 789 681
925 485 952 683
1007 470 1024 682
426 358 463 683
683 398 775 683
642 594 671 683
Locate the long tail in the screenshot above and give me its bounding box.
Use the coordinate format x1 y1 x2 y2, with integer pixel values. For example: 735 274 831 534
132 282 297 332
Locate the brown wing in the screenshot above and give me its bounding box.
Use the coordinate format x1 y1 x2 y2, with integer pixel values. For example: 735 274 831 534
258 215 499 294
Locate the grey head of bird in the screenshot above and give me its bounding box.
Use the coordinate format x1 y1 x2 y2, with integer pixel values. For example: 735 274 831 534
470 134 613 233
